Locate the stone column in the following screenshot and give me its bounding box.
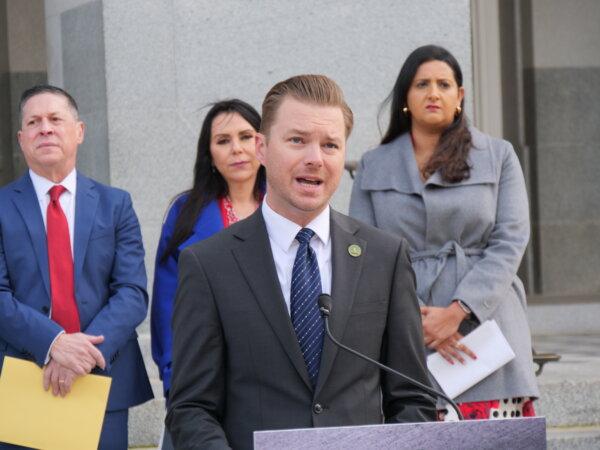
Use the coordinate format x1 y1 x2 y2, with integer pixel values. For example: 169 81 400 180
46 0 110 184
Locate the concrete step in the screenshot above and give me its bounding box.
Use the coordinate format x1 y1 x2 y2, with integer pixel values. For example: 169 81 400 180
533 335 600 427
129 396 164 447
547 425 600 450
528 302 600 335
131 326 164 447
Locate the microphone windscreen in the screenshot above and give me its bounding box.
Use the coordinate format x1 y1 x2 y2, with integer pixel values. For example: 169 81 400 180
318 294 333 314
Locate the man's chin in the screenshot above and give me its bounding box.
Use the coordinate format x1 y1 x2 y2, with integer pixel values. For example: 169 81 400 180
292 199 328 216
35 153 64 164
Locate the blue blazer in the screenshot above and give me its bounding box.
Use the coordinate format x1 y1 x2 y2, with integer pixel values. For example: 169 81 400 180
0 172 153 411
151 195 224 396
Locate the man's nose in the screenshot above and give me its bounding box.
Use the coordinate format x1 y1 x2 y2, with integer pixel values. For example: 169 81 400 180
304 142 323 166
39 118 54 134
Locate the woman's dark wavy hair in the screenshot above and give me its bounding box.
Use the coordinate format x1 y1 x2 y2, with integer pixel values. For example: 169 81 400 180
160 99 264 263
380 45 472 182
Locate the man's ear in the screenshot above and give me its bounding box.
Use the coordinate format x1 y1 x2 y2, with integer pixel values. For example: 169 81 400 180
255 132 267 165
76 121 85 144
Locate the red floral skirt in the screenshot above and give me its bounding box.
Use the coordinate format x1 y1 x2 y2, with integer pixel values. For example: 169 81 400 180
439 398 535 421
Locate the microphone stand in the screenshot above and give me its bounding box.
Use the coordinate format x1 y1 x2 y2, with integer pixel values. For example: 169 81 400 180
319 302 464 421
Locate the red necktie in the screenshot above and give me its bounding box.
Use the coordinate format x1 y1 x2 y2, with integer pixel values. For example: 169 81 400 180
47 185 80 333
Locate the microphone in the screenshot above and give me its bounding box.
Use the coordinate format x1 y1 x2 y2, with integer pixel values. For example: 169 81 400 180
318 294 464 421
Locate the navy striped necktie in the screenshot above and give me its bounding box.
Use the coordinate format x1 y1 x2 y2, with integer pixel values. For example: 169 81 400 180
291 228 324 389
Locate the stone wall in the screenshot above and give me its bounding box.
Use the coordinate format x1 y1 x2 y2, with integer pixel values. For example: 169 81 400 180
45 0 474 299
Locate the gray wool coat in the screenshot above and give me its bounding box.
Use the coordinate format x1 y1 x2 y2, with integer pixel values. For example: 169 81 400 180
349 127 539 403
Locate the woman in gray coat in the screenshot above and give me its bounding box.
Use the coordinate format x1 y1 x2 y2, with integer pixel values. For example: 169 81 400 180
349 45 539 420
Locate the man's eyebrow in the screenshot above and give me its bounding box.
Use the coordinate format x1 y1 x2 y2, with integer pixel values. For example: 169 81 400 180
287 128 310 135
25 111 63 119
321 130 344 140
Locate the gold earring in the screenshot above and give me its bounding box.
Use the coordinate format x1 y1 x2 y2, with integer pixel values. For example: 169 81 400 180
456 105 462 115
402 106 409 115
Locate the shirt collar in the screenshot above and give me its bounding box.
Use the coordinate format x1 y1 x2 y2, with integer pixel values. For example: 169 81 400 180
262 195 330 252
29 168 77 201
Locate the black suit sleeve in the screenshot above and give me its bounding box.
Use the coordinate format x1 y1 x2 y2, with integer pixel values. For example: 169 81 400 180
382 239 437 422
166 248 231 449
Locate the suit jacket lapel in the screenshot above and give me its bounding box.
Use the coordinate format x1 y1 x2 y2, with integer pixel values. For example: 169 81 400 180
73 174 99 291
11 173 51 299
315 210 365 396
231 210 312 390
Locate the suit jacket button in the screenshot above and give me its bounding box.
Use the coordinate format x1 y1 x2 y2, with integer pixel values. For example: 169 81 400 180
41 306 49 314
313 403 323 414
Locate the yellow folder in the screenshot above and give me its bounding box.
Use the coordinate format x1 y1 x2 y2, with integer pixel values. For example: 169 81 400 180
0 356 111 450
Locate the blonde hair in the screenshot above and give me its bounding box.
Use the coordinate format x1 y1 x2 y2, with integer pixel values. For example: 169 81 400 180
261 74 353 137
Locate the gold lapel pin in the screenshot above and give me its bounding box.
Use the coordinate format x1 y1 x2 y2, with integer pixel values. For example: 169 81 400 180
348 244 362 257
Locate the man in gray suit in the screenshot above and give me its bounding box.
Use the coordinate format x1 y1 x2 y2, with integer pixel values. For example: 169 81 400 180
166 74 436 449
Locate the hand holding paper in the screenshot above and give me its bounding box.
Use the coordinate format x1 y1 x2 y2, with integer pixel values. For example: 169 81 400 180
421 303 469 348
427 320 515 399
0 356 111 450
435 332 477 365
43 358 79 396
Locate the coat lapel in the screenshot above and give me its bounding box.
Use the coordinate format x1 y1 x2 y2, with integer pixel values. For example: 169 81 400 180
315 210 365 396
73 174 99 291
11 173 51 299
360 133 422 194
231 210 312 390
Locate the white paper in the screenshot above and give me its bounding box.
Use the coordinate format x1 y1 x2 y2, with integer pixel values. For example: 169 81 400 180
427 320 515 399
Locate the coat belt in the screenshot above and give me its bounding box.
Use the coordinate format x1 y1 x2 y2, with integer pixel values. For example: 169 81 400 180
410 241 484 305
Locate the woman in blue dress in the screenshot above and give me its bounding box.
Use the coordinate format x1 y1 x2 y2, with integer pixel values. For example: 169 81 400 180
151 99 264 447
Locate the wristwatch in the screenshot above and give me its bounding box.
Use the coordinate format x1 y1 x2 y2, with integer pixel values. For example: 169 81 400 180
454 300 472 317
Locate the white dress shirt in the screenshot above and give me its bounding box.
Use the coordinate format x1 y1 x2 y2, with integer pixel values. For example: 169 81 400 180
29 168 77 257
262 197 332 314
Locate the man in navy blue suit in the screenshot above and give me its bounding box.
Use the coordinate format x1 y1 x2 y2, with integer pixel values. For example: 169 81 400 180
0 85 153 449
